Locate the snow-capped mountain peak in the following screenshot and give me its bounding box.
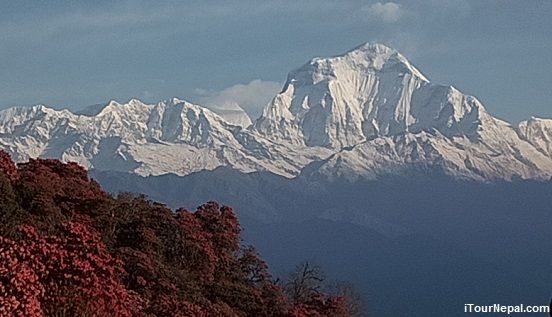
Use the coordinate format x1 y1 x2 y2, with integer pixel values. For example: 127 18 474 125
338 42 429 82
253 42 489 150
1 42 551 181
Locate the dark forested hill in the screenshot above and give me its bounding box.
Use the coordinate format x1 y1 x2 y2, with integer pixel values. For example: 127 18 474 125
92 167 552 317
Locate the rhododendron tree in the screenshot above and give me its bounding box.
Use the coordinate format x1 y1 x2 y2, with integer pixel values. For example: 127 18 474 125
0 150 357 316
0 222 137 317
289 295 350 317
284 262 352 317
0 151 17 181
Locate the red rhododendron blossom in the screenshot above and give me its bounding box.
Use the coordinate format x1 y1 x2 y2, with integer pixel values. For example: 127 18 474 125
0 222 137 317
0 153 355 317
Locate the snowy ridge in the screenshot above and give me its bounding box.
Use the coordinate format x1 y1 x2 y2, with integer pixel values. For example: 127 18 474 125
0 98 326 177
254 43 487 148
517 117 552 158
1 42 551 181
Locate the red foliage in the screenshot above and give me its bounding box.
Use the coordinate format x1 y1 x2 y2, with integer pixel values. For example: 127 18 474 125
195 203 241 258
146 295 208 317
17 158 96 193
0 153 354 317
0 150 18 181
174 208 218 282
0 222 137 317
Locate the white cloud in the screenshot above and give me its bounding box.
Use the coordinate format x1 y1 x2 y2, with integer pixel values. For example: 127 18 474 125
364 2 404 23
195 79 282 120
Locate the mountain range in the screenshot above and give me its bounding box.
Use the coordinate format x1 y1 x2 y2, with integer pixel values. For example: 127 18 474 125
1 43 551 182
1 42 552 316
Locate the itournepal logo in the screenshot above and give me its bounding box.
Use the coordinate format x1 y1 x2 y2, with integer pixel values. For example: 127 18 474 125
463 303 550 315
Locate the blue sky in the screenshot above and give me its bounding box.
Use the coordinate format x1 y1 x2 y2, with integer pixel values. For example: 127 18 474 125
0 0 551 122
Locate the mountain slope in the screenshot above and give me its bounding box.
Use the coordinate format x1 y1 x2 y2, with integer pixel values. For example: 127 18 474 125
0 42 551 181
253 42 552 180
517 117 552 158
255 43 482 147
301 130 552 182
0 98 328 177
